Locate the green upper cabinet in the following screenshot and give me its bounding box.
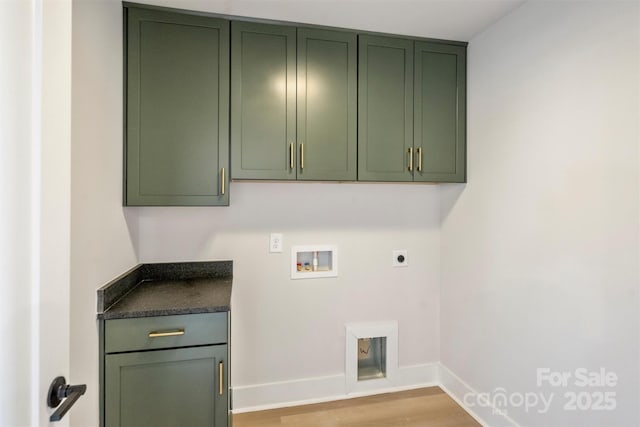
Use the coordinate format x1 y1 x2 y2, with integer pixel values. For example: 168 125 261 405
296 28 357 181
231 23 357 181
414 42 466 182
358 35 414 182
231 22 296 180
124 5 466 193
125 7 229 206
358 36 466 183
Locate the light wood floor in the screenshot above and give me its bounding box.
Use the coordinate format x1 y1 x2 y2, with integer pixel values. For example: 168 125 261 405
233 387 481 427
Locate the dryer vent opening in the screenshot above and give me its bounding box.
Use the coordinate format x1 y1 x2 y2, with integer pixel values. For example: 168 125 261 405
357 337 387 381
345 321 397 394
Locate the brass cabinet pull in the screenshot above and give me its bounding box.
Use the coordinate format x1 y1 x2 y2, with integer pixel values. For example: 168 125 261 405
218 361 224 396
221 167 225 195
417 147 422 172
289 142 294 170
408 147 413 172
300 143 304 170
148 329 185 338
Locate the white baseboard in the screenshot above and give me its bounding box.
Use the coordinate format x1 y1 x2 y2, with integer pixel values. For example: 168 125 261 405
232 363 439 414
233 363 528 427
438 363 520 427
231 373 345 413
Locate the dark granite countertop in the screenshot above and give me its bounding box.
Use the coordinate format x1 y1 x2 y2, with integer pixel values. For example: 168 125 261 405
97 261 232 320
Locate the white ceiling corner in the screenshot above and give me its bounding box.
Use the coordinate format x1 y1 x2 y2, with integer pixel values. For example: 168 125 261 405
134 0 527 41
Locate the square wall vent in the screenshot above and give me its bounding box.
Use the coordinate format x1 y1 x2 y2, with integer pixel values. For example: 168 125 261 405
358 337 387 381
345 321 398 394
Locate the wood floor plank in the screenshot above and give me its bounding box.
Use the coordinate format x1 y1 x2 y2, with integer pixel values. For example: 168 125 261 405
233 387 480 427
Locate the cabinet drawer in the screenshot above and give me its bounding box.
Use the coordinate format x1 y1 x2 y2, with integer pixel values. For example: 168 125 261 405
105 312 227 353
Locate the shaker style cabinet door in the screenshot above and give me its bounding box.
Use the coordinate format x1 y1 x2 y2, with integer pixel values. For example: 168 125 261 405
105 344 228 427
231 22 296 180
296 28 357 181
414 42 466 182
358 35 414 182
125 8 229 205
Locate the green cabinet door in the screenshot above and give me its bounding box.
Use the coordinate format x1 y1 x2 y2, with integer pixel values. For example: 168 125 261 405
105 344 228 427
414 42 466 182
125 8 229 205
358 35 414 182
231 22 296 180
297 29 357 181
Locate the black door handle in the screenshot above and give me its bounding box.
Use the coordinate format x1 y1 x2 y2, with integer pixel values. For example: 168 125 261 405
47 376 87 422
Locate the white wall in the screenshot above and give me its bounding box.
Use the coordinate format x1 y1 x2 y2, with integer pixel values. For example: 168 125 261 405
0 1 34 424
70 0 138 425
2 0 73 425
40 0 73 424
67 0 640 424
122 3 447 399
131 0 524 41
440 1 639 426
135 182 442 407
68 0 442 421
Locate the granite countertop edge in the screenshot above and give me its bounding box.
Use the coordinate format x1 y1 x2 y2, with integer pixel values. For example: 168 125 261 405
98 304 231 320
97 261 233 321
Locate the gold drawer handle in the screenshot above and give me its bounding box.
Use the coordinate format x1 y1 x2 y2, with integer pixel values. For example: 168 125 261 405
289 142 294 170
408 147 413 172
148 329 185 338
221 167 225 195
218 361 224 395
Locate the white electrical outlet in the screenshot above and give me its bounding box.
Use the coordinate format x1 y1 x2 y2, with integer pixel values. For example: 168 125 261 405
270 233 283 253
392 250 408 267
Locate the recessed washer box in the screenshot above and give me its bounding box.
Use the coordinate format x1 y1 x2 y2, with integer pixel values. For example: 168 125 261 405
291 245 338 279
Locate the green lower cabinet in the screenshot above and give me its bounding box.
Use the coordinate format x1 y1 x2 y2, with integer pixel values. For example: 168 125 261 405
105 345 228 427
125 7 230 206
101 312 230 427
414 42 466 182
